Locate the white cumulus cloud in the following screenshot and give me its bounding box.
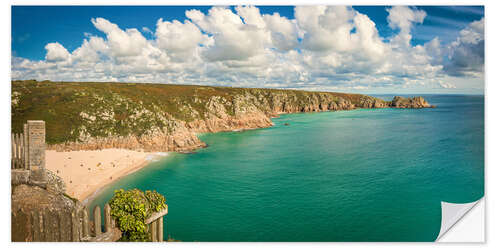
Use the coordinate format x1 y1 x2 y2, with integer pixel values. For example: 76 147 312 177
155 18 207 61
91 17 148 57
11 6 484 93
387 6 426 47
45 42 71 62
444 18 484 77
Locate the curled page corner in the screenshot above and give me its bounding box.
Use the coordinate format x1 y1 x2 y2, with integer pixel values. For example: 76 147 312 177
435 197 484 241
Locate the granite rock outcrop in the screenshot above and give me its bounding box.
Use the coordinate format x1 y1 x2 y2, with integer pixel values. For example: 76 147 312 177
391 96 432 108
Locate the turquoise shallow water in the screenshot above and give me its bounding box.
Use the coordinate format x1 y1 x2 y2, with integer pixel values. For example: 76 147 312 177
90 95 484 242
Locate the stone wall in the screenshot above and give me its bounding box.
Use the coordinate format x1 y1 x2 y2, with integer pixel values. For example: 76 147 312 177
11 184 121 242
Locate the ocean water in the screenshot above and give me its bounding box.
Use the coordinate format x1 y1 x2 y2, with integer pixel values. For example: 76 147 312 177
90 95 484 242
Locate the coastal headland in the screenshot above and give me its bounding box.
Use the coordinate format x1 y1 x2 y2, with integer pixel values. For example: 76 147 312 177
12 80 433 201
12 80 432 153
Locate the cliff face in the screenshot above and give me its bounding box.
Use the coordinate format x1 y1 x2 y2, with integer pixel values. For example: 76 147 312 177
11 80 432 152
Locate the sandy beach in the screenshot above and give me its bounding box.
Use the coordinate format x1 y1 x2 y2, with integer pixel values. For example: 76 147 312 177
45 149 168 203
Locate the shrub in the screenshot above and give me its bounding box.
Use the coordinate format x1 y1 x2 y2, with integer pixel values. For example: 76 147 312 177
109 189 167 242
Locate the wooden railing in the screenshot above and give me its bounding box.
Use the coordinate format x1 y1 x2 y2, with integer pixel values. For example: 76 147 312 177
11 131 26 169
87 204 168 242
14 188 168 242
145 207 168 242
24 204 121 242
82 204 122 242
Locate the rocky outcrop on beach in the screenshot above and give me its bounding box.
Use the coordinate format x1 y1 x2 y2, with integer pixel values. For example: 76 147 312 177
12 80 433 153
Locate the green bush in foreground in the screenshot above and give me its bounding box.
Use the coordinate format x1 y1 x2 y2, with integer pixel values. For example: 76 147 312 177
109 189 167 242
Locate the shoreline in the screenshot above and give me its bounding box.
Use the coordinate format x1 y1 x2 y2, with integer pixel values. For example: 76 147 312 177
80 158 151 206
45 149 169 203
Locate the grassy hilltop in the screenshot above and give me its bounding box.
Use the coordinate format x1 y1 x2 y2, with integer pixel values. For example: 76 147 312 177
11 80 392 149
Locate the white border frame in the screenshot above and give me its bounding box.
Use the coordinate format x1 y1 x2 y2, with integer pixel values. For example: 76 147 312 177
3 0 497 249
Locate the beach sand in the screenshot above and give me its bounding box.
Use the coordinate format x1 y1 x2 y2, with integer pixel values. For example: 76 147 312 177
45 149 168 203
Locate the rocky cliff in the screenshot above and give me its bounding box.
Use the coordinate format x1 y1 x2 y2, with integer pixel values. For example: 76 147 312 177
11 80 432 152
391 96 434 108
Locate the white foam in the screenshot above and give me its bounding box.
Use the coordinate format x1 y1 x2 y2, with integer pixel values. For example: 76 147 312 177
145 152 169 162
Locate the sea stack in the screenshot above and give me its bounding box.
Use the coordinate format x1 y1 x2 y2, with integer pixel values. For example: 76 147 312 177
390 96 433 109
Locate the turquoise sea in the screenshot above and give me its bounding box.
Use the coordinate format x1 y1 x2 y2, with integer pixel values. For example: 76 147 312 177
90 95 484 242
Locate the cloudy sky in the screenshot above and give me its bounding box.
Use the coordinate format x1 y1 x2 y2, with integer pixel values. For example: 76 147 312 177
11 6 484 94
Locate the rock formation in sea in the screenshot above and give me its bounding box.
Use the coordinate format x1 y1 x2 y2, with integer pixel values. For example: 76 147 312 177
391 96 432 108
11 80 433 153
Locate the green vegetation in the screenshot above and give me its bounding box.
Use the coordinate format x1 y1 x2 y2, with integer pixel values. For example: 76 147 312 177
108 189 167 242
11 80 385 145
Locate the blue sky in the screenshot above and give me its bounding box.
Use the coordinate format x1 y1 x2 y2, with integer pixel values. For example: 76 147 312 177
11 6 484 94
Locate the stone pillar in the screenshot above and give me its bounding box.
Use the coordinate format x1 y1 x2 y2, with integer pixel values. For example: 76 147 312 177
23 124 28 169
26 121 47 187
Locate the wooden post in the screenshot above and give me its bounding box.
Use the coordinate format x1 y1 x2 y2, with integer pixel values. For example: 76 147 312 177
12 133 21 169
23 124 28 170
16 134 20 168
15 133 18 169
71 210 80 241
11 134 15 169
151 220 157 242
82 208 89 238
20 133 24 168
104 204 112 232
93 206 101 236
43 211 51 241
145 206 168 242
14 134 17 168
55 212 61 241
19 133 23 168
39 211 45 241
31 211 40 241
157 217 163 242
56 212 62 241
